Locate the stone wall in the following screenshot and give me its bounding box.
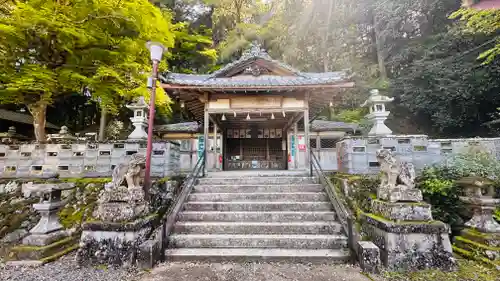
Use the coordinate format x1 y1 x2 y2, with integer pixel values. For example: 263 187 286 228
0 141 180 178
337 135 500 174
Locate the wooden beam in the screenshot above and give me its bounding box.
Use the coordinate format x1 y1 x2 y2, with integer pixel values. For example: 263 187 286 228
283 112 304 132
207 108 307 114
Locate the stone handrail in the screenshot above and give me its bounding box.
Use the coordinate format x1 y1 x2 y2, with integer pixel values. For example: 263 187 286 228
159 150 205 259
309 149 356 258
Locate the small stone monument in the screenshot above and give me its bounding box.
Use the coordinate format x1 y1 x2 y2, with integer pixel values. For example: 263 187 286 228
46 126 77 143
7 177 79 264
454 177 500 266
76 153 158 267
0 126 26 144
21 180 75 246
361 149 455 271
126 96 149 141
361 89 394 136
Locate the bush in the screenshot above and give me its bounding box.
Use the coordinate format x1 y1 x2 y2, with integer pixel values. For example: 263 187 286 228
417 150 500 234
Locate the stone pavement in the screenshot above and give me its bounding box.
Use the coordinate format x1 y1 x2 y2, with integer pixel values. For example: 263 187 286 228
140 262 373 281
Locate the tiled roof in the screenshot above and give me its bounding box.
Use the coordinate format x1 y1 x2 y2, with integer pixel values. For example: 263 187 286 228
0 109 59 129
154 122 200 133
160 42 351 88
311 120 359 132
161 72 349 87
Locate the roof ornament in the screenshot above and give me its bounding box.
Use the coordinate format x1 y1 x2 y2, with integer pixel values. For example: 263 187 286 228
241 40 272 60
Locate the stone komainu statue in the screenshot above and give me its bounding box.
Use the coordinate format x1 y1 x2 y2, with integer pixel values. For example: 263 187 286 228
105 153 146 191
376 148 420 202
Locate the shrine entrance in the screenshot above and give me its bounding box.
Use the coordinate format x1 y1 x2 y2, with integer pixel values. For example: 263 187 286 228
222 115 288 170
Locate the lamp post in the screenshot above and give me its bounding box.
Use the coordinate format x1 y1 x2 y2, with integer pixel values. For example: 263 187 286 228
144 41 165 192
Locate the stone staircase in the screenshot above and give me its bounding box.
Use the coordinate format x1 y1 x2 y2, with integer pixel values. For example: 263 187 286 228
165 171 351 262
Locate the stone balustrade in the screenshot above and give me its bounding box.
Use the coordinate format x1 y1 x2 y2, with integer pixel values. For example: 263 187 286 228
0 141 180 178
337 135 500 174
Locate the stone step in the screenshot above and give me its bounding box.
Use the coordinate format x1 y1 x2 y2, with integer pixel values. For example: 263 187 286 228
193 184 323 193
165 248 351 263
188 192 328 202
183 201 332 212
177 211 337 222
169 234 348 249
173 221 342 234
198 177 316 185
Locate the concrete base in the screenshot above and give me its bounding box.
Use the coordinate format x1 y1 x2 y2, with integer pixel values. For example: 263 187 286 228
358 241 380 274
76 215 158 267
360 213 456 271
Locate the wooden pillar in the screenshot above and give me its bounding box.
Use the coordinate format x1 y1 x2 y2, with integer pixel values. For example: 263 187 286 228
304 108 311 175
213 123 218 170
294 122 299 170
203 106 209 175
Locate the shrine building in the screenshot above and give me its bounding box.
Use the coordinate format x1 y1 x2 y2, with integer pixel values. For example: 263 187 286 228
159 44 355 172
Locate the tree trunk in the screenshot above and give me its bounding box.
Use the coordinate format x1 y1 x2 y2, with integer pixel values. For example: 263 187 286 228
28 102 48 143
373 12 387 80
98 107 107 141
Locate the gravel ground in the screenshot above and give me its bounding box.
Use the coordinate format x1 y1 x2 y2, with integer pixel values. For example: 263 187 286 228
0 254 145 281
0 256 375 281
140 262 374 281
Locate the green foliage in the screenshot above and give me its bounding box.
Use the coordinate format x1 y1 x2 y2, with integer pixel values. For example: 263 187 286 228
390 26 500 137
417 150 500 232
416 167 466 232
450 8 500 64
168 22 217 74
0 0 175 140
383 259 499 281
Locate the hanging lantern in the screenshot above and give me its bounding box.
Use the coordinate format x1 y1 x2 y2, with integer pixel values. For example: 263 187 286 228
221 114 226 121
271 113 275 120
246 113 251 120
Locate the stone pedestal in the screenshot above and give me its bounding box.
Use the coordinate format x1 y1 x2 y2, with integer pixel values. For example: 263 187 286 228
361 212 455 271
371 199 432 221
76 215 157 266
377 185 423 203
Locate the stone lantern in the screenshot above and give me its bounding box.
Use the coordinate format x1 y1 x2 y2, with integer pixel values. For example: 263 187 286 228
454 176 500 265
361 89 394 136
457 176 500 233
126 96 149 141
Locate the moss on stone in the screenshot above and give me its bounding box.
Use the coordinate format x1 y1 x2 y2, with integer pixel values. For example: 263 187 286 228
455 236 500 252
453 246 500 269
383 258 499 281
39 244 79 264
363 212 440 225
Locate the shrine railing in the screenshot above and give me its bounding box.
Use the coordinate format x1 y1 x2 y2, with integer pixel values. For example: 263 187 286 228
160 151 205 257
309 149 357 258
